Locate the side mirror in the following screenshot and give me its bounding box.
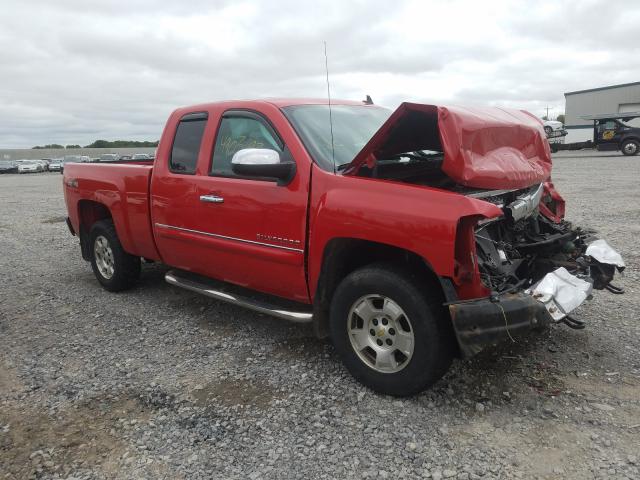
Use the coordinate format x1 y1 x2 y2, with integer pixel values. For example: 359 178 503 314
231 148 296 185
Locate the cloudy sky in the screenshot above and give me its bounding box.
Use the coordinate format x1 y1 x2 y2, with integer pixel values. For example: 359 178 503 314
1 0 639 148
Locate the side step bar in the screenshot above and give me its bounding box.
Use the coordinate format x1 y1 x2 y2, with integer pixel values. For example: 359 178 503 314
165 270 313 324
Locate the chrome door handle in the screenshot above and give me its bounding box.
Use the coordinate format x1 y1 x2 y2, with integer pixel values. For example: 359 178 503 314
200 194 224 204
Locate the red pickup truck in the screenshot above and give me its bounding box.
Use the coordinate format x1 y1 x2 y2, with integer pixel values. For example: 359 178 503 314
63 99 624 396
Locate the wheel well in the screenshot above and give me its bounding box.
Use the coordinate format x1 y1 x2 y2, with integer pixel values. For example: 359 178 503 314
312 238 448 338
77 200 112 260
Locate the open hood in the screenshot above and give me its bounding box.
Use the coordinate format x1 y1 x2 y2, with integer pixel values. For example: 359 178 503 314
343 102 552 190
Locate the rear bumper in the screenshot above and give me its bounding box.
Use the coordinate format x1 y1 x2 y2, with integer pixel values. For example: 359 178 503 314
449 292 553 357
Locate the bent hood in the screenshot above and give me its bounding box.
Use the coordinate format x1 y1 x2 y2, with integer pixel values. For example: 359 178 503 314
343 102 552 190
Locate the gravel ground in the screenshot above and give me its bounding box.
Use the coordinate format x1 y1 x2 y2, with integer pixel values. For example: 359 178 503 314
1 156 639 480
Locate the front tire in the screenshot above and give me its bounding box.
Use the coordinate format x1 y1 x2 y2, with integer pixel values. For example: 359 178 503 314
621 139 639 156
89 220 140 292
330 264 453 396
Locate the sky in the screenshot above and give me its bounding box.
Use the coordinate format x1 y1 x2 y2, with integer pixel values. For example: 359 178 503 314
1 0 639 148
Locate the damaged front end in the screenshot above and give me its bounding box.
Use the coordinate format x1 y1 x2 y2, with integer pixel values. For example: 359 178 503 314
340 101 625 356
451 181 625 356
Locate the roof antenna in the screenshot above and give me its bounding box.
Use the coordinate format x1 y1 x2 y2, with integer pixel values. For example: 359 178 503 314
364 95 374 105
324 41 336 173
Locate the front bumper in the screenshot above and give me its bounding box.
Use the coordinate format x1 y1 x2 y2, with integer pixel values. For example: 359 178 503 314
449 293 553 357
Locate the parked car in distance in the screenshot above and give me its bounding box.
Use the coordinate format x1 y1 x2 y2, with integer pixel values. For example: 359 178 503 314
543 120 564 136
63 98 625 396
40 159 52 171
99 153 120 162
119 155 133 161
48 158 64 171
60 155 90 174
18 160 45 173
0 160 19 174
35 159 50 171
132 153 151 160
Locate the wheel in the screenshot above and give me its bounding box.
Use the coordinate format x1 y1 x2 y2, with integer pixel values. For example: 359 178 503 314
544 126 553 136
330 264 453 396
89 219 140 291
621 139 639 156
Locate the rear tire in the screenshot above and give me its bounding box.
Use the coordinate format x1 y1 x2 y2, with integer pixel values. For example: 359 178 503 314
329 264 453 396
89 220 140 292
621 139 639 156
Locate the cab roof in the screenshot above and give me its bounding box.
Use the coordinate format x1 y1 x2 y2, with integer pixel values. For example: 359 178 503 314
179 98 369 111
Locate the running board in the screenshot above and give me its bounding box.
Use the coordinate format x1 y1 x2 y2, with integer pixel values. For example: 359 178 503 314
165 270 313 323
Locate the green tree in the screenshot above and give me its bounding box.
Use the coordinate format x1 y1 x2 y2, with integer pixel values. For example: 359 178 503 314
32 144 64 149
83 139 159 148
65 144 81 149
84 139 110 148
556 114 565 124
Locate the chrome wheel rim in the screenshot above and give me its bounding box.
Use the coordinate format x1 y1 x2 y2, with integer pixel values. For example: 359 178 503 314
623 142 637 155
347 295 414 373
94 235 115 279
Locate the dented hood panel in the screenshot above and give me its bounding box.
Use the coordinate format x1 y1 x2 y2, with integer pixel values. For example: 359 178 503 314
344 102 552 190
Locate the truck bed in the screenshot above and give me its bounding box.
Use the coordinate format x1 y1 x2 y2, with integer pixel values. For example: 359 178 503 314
63 162 160 261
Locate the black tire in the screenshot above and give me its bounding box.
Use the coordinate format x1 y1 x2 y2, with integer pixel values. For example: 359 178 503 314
621 139 639 156
89 219 140 292
330 264 453 396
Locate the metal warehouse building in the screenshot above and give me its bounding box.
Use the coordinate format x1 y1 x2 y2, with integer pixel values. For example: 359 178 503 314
564 81 640 142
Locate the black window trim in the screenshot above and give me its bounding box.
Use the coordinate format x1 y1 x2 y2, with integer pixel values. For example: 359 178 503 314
168 111 209 175
208 109 291 182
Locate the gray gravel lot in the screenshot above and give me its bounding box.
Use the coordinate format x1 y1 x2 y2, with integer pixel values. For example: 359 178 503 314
1 156 639 480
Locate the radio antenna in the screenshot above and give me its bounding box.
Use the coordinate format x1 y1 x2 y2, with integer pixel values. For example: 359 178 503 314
324 41 336 173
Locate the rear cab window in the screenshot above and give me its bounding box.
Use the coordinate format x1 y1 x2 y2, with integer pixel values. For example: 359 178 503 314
169 112 208 174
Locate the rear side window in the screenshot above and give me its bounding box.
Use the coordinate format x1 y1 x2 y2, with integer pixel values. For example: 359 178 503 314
170 113 207 174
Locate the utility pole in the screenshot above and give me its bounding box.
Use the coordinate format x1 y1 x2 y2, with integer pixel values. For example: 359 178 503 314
545 106 550 119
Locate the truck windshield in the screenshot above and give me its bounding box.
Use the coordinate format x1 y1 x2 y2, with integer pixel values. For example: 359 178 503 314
283 105 391 171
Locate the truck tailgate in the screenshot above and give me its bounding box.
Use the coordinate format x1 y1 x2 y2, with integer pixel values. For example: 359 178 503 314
63 163 160 261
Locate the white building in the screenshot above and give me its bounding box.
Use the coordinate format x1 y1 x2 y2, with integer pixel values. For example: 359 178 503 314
564 81 640 142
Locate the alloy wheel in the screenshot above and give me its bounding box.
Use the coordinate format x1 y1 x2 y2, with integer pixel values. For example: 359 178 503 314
94 235 115 279
347 294 415 373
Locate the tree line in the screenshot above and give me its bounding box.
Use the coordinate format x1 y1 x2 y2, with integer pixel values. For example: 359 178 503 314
32 140 159 149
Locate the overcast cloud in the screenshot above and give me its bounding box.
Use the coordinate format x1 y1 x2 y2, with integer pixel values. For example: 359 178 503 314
1 0 639 148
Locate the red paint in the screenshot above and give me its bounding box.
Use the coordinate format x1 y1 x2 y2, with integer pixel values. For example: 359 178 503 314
345 102 552 190
539 181 566 223
63 99 561 305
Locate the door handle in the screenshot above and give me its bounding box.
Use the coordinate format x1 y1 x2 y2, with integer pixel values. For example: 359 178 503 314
200 194 224 204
